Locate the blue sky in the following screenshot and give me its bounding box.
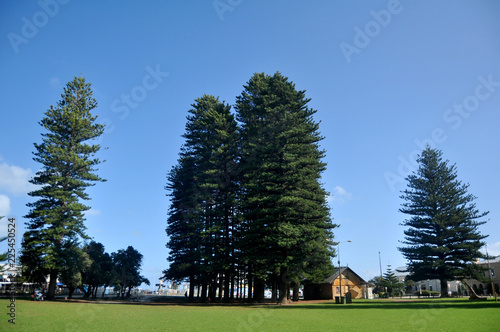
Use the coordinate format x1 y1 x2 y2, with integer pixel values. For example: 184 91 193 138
1 0 499 287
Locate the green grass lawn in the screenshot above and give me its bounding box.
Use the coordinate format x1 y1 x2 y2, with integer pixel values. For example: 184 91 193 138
1 297 499 331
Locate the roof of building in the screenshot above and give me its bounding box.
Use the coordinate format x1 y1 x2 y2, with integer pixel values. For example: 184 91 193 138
478 256 500 264
323 267 368 285
394 266 409 277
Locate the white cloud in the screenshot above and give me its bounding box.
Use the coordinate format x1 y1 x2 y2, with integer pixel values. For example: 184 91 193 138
0 162 37 196
0 196 11 236
86 209 101 216
0 195 10 217
328 186 353 204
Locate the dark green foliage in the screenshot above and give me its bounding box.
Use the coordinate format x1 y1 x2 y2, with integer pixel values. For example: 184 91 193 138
413 290 440 297
165 95 239 301
81 241 114 299
369 269 403 297
382 265 404 297
112 246 150 299
165 73 335 303
398 146 488 297
369 276 385 295
164 158 201 281
59 242 90 299
236 72 336 303
20 76 105 300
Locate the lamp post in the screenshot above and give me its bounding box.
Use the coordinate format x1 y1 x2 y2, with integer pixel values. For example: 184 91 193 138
338 240 352 303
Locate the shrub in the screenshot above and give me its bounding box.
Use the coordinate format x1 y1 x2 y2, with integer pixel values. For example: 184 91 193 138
413 290 440 297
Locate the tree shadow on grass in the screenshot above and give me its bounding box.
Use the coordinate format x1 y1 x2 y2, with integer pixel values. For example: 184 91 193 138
274 299 500 311
34 297 500 310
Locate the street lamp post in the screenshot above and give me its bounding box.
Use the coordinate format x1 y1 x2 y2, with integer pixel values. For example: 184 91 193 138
338 240 352 304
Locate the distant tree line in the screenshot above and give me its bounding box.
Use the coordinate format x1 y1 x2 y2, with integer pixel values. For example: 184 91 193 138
165 72 337 304
22 240 149 300
81 242 149 299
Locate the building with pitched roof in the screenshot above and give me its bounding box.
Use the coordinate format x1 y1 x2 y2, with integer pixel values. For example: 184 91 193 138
304 267 372 300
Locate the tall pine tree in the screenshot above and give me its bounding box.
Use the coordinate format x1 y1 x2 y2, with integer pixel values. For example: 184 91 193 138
398 146 488 297
236 72 336 304
20 77 105 300
165 95 239 301
165 157 202 300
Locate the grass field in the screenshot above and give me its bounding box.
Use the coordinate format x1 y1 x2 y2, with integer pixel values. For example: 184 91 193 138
1 297 499 331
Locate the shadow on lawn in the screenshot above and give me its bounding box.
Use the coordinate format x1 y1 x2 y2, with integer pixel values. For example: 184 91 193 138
49 297 499 310
275 299 499 311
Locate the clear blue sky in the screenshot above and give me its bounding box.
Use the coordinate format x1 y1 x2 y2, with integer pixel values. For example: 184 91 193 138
1 0 499 287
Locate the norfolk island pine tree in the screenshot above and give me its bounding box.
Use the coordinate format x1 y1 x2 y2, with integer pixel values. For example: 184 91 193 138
398 146 489 297
20 77 106 300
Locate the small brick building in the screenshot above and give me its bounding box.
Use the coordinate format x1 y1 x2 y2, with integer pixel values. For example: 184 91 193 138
304 267 370 300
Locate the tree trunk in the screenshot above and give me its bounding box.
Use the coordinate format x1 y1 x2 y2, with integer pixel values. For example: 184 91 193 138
224 272 230 302
216 273 222 301
68 286 75 299
201 282 208 302
189 275 195 301
272 280 277 302
46 269 58 300
230 272 235 300
237 274 241 300
277 268 289 304
247 270 253 302
102 284 108 298
208 281 214 302
440 279 448 297
253 278 265 303
292 283 300 301
83 286 89 299
278 281 288 304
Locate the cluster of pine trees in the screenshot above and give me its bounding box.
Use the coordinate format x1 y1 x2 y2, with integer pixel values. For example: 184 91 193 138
165 72 337 303
15 72 490 303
